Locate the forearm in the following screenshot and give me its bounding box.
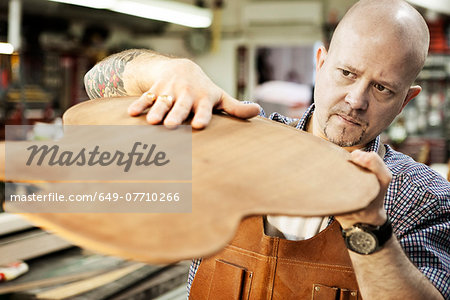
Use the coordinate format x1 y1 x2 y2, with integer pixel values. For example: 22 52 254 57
350 236 443 300
83 49 171 99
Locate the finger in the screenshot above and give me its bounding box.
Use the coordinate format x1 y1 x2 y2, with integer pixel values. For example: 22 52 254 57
146 95 174 124
163 93 194 126
128 92 156 116
191 99 214 129
350 150 392 186
217 93 261 119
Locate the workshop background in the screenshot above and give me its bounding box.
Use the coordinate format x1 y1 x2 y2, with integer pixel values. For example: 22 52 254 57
0 0 449 299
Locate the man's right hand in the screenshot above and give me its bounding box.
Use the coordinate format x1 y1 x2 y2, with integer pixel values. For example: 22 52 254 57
122 54 260 129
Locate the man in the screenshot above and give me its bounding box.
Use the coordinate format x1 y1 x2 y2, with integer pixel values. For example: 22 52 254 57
84 0 449 298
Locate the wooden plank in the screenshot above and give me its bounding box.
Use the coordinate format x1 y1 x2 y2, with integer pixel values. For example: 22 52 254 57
68 264 164 300
0 213 33 236
0 229 73 265
35 263 145 299
0 248 126 295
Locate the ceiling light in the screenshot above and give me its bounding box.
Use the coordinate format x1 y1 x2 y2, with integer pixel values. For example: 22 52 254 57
0 42 14 55
48 0 115 9
48 0 212 28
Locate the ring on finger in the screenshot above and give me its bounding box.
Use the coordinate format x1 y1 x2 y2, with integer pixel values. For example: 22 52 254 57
157 95 174 107
143 91 156 104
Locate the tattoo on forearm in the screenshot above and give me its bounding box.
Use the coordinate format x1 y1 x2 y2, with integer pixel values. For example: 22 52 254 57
84 49 146 99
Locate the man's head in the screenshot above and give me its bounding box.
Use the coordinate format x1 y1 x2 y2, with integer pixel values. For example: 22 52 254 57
312 0 429 149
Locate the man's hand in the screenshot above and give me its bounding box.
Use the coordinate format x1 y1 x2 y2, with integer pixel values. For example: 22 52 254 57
335 150 392 228
335 150 444 300
123 56 260 129
84 49 260 129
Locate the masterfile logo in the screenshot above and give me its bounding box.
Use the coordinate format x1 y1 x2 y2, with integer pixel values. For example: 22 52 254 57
5 125 191 181
4 125 192 213
25 142 170 172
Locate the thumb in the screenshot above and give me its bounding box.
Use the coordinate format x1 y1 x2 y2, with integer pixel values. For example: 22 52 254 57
218 92 261 119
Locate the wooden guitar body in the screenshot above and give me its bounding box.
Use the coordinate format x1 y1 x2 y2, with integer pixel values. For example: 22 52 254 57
2 97 379 263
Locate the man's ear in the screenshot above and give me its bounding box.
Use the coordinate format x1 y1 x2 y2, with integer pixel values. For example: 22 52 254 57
315 46 328 72
400 85 421 112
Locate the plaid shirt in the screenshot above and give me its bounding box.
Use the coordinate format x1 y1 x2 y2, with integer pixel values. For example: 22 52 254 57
187 104 450 299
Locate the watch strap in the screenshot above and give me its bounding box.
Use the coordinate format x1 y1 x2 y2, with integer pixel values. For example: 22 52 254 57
371 217 393 247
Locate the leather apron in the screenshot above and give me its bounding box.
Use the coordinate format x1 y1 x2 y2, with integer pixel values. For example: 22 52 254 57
189 216 360 300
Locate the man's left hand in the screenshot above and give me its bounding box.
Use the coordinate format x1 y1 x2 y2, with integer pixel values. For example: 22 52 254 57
335 150 392 228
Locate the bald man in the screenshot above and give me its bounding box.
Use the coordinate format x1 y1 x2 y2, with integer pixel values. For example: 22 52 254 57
84 0 449 299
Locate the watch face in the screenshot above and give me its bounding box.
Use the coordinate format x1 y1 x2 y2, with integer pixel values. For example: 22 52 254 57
348 230 378 254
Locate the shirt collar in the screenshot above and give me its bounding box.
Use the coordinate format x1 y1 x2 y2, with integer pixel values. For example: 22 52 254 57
297 104 380 153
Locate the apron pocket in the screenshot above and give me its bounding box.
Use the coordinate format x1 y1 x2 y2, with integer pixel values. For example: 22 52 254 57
208 259 253 300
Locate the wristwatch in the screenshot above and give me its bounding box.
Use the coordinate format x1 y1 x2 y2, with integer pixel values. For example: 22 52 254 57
342 218 393 255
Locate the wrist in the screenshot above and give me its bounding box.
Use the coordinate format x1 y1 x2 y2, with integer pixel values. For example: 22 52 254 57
360 212 388 227
123 52 174 95
342 217 393 255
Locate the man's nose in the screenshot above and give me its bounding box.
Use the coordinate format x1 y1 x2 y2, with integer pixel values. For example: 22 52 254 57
344 82 369 110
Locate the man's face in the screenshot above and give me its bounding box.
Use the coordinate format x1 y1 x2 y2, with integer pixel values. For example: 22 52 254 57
313 29 419 148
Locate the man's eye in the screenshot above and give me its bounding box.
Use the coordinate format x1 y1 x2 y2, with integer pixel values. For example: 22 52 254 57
374 83 385 91
342 69 351 76
338 68 356 80
374 83 391 94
